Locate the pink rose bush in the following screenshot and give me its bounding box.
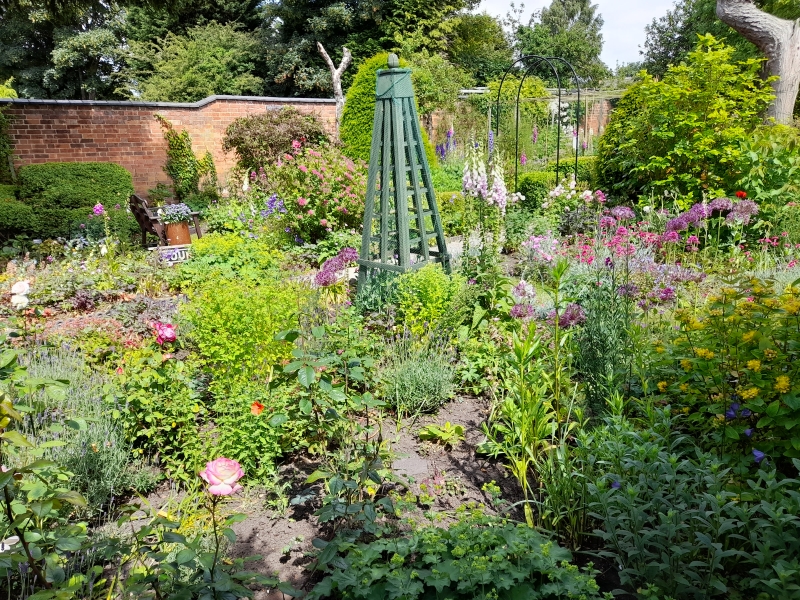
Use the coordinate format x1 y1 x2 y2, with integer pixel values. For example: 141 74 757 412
199 457 244 496
153 322 177 345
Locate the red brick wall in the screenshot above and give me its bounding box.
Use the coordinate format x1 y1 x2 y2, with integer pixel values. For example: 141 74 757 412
2 95 337 195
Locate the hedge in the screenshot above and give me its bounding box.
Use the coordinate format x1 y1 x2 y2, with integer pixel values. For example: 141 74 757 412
18 162 134 210
0 200 37 240
0 184 15 202
12 162 138 240
545 156 597 188
341 53 437 167
517 171 555 211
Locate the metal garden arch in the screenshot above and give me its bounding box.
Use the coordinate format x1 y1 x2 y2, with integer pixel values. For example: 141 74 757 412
494 55 582 192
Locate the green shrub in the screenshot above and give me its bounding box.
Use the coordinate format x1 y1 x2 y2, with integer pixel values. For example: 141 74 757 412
517 171 555 211
379 335 455 416
736 124 800 213
340 53 437 166
222 107 328 171
596 35 774 205
546 156 596 188
0 199 37 240
396 263 463 335
437 190 466 236
18 162 134 210
180 275 302 386
430 160 464 192
309 508 606 600
0 184 16 200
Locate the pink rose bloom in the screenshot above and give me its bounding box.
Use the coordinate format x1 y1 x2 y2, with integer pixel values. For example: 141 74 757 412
320 219 328 226
297 197 308 207
153 322 176 345
199 457 244 496
308 209 315 216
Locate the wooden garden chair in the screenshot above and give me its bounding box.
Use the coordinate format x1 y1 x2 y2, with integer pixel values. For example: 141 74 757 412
129 194 203 247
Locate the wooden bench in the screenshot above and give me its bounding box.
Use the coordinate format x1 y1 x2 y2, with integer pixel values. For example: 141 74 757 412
129 194 203 247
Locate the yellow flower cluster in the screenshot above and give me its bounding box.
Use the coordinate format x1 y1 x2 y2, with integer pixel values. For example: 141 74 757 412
679 384 690 393
681 359 693 371
775 375 791 394
740 387 759 400
695 348 715 360
782 298 800 315
658 381 668 392
764 348 777 360
747 360 761 372
742 331 757 343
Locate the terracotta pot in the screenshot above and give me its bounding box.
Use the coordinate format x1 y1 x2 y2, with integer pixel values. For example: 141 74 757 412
165 222 191 246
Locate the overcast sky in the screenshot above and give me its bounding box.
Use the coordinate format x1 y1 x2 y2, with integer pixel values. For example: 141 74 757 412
477 0 678 68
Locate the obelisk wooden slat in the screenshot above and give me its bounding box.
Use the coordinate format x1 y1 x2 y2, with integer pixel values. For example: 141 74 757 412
357 54 451 290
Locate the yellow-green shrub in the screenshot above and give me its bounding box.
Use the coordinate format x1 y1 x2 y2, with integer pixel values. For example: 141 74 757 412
396 263 464 335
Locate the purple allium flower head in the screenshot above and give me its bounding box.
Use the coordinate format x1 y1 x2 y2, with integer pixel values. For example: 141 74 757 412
599 216 617 229
314 268 338 287
666 215 689 233
709 197 733 213
688 203 709 223
339 247 359 263
617 283 639 298
657 286 676 302
510 303 536 320
611 206 635 221
323 255 345 273
753 449 766 464
727 199 759 225
555 303 586 328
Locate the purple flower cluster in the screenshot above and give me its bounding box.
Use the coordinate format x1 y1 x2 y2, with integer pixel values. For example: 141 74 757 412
314 247 359 287
548 303 586 328
599 216 617 229
726 199 759 225
617 283 640 298
611 206 635 221
260 194 287 219
725 402 752 420
666 203 709 232
709 197 733 213
510 303 536 320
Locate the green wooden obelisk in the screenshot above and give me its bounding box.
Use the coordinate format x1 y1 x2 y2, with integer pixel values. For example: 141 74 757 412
357 53 450 290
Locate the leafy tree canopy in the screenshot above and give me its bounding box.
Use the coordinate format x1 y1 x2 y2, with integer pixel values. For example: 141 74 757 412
514 0 609 85
132 22 263 102
446 13 513 85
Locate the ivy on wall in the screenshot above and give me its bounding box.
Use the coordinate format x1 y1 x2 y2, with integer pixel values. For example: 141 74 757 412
0 106 14 184
154 114 217 203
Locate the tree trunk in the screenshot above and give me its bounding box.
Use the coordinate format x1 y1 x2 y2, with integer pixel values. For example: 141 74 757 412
717 0 800 124
317 42 352 142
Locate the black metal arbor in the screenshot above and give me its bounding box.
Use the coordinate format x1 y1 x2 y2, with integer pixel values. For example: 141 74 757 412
494 56 582 193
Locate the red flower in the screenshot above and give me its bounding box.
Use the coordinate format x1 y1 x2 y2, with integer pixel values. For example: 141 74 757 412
736 191 747 199
251 401 264 416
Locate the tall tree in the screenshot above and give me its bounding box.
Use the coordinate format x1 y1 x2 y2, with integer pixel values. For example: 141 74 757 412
447 13 513 85
515 0 609 84
716 0 800 123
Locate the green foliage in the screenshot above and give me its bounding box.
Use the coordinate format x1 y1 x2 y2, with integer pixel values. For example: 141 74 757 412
406 50 474 119
180 275 301 385
0 77 17 98
596 36 775 204
257 144 367 243
546 156 596 188
155 115 218 204
381 0 478 53
222 107 328 172
584 408 800 599
517 171 556 211
430 161 463 194
18 162 133 210
447 13 513 85
653 277 800 463
736 124 800 211
177 233 284 288
418 421 465 448
308 508 608 600
113 345 204 484
469 73 549 125
515 0 609 85
396 263 464 335
132 22 263 102
379 336 455 416
340 53 436 165
0 200 37 241
0 184 16 200
436 190 468 236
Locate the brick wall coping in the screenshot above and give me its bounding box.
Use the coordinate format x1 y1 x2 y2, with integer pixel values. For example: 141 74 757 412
0 94 336 109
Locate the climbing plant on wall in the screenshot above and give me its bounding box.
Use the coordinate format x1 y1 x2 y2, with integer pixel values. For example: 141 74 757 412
155 114 218 204
0 106 13 183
